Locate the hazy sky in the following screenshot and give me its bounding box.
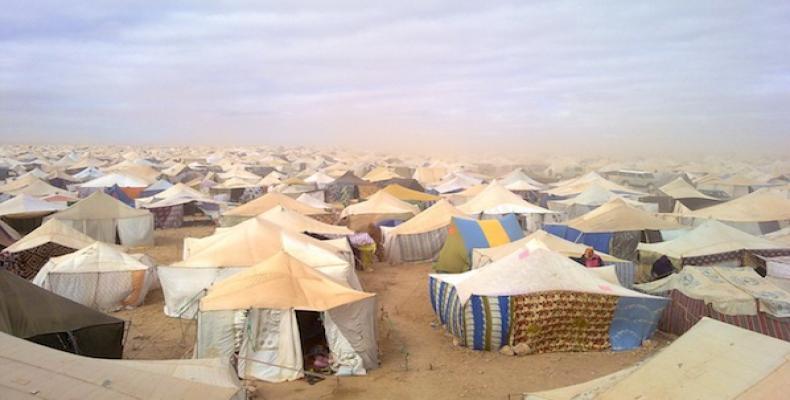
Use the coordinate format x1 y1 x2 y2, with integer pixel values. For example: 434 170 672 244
1 1 789 156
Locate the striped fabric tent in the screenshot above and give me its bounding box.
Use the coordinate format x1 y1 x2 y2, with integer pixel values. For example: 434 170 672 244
429 248 667 352
433 215 524 273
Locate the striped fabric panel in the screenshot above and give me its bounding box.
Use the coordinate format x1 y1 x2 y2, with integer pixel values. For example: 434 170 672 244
466 295 508 351
398 228 448 262
428 276 439 315
657 290 790 341
612 261 636 288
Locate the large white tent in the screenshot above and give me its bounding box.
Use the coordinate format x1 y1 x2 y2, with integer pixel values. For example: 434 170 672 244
47 191 154 246
161 217 357 318
33 242 153 312
381 199 468 263
196 252 378 382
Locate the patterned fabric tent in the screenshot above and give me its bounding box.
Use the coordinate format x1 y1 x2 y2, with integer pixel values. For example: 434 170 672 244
0 220 95 279
429 248 667 352
636 266 790 340
434 215 524 273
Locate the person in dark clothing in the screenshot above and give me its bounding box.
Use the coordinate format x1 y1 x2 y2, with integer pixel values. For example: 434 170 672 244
651 255 675 279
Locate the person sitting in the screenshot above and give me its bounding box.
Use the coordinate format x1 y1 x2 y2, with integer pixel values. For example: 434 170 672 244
580 247 603 268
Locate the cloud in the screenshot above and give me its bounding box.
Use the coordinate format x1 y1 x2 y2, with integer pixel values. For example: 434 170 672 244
1 1 789 157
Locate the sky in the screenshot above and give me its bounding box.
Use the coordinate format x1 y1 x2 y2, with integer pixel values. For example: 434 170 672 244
1 1 789 157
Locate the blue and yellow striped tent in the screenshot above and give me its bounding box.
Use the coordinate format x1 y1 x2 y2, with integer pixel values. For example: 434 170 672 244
433 215 524 273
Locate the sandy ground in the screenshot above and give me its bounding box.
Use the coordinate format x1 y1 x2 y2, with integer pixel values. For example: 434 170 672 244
114 227 671 400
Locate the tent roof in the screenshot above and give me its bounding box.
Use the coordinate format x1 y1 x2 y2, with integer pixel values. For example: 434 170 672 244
340 190 419 219
6 178 76 198
0 331 241 400
432 173 482 194
260 206 352 237
659 177 718 200
367 184 439 202
500 168 545 189
0 194 66 218
224 192 327 217
432 248 657 304
475 230 625 265
296 192 332 210
330 170 369 185
137 183 218 208
42 242 149 274
80 172 150 188
200 252 373 311
303 171 335 185
143 179 174 192
547 172 646 197
363 166 402 182
636 266 790 318
3 219 96 253
174 217 347 268
638 219 789 259
765 226 790 246
387 199 467 235
553 184 636 207
688 189 790 222
50 191 151 220
526 318 790 400
458 182 553 215
0 270 122 339
566 198 684 232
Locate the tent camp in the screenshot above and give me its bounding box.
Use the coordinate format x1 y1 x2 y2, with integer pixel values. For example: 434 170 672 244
525 318 789 400
544 198 684 262
339 190 419 231
32 242 153 312
160 218 357 318
687 189 790 235
0 331 244 400
381 199 468 264
196 252 377 383
0 270 125 358
471 230 635 286
221 192 331 227
0 194 66 233
430 248 667 352
434 215 524 273
78 172 150 198
636 266 790 340
638 219 790 270
0 219 96 279
47 191 154 246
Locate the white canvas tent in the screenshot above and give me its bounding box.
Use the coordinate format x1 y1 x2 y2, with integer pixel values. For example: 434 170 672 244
221 192 329 227
339 190 418 230
638 219 790 268
160 217 358 318
0 331 243 400
525 318 790 400
687 189 790 235
196 252 378 382
32 242 153 312
547 184 657 219
46 191 154 246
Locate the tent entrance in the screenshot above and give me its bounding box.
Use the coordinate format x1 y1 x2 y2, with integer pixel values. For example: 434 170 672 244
295 310 330 373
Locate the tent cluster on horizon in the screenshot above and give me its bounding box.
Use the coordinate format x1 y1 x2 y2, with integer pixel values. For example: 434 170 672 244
0 143 789 399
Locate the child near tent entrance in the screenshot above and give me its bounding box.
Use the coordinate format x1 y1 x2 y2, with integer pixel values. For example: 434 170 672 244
580 247 603 268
